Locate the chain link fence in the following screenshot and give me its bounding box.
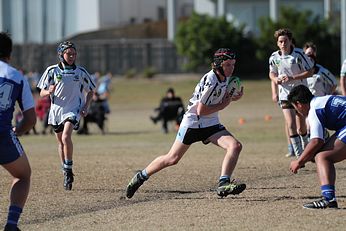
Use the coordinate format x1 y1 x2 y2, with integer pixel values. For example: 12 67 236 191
11 39 185 75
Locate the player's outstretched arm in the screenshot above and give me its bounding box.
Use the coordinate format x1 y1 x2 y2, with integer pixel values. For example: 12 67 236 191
290 138 324 174
81 90 94 117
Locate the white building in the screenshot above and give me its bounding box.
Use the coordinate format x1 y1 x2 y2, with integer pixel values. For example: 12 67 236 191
0 0 340 44
0 0 193 44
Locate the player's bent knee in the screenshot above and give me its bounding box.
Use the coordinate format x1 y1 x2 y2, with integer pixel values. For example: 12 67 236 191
19 167 31 181
15 173 31 183
167 158 180 166
297 129 307 136
24 165 32 180
314 153 332 164
165 155 181 166
61 135 72 145
227 141 242 154
236 142 243 152
10 157 32 180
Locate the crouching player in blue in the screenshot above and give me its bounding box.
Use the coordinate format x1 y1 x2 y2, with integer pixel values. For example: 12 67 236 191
0 32 36 231
288 85 346 209
126 48 246 198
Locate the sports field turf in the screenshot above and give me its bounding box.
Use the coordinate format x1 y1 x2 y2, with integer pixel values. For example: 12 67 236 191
1 75 346 230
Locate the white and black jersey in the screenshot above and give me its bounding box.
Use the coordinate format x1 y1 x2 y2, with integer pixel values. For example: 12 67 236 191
269 47 314 100
341 59 346 77
37 63 96 126
307 64 337 96
180 70 228 128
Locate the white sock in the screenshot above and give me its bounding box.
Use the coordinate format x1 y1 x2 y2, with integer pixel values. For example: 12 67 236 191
290 135 303 157
300 133 309 149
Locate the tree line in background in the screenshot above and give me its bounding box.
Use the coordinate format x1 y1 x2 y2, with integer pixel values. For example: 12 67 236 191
11 6 341 78
175 6 341 78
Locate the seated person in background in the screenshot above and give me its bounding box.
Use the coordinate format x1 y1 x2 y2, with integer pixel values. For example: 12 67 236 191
96 72 112 114
77 92 107 135
150 88 185 133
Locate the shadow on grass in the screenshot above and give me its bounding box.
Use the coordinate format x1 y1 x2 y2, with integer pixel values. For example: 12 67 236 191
76 130 153 136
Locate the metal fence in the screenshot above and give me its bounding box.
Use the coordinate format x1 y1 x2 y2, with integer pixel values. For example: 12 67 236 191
11 39 185 75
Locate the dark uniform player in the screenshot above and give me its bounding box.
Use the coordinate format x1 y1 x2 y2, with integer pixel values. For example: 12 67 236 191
0 32 36 231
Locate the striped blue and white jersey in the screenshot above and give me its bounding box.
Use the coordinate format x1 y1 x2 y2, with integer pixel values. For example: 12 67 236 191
269 47 314 100
180 70 228 128
307 64 337 96
341 59 346 77
309 95 346 141
37 63 95 126
0 60 35 132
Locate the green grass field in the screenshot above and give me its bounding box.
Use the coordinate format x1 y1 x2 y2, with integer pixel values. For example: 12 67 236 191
1 75 346 231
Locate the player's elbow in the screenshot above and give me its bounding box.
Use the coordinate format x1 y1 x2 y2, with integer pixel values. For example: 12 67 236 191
197 103 209 116
309 138 324 150
196 107 202 116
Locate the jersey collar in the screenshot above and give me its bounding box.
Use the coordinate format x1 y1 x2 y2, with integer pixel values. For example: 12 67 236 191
58 62 76 70
213 69 226 83
278 46 294 56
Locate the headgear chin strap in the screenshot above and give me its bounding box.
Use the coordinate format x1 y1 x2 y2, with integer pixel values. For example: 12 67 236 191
213 48 236 77
57 41 76 64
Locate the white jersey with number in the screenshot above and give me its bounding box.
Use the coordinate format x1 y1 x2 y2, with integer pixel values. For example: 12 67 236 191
269 47 314 100
341 59 346 77
180 70 228 128
37 63 95 126
0 60 35 132
307 64 337 96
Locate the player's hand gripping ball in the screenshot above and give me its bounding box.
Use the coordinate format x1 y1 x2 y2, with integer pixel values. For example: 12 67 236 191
227 76 242 97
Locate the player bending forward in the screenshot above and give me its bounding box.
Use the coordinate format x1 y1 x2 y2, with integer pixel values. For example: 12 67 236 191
126 48 246 198
288 85 346 209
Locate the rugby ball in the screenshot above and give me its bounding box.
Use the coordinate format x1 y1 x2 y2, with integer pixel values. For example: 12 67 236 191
227 76 242 97
55 74 62 83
